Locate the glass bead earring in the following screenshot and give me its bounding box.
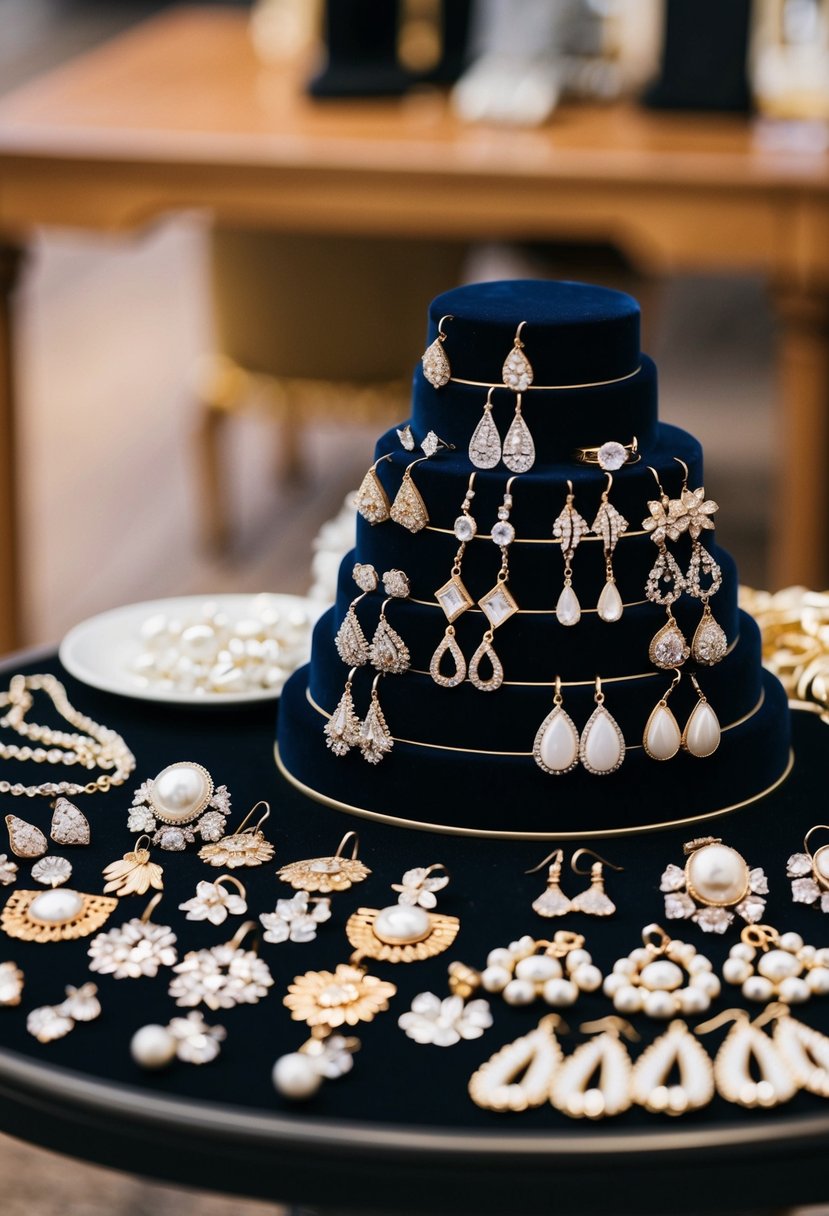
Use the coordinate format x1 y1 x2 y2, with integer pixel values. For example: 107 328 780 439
421 314 453 388
591 472 628 623
553 481 587 627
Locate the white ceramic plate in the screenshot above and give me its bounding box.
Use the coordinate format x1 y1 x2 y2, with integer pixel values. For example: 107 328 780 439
59 593 324 706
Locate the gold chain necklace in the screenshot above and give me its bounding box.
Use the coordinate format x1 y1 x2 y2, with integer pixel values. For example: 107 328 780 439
0 674 135 797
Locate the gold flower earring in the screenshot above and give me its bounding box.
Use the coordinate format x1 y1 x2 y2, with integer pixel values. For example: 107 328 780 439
198 800 275 868
277 830 371 894
346 863 459 964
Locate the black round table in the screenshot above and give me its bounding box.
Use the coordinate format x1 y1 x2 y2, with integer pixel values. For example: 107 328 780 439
0 651 827 1216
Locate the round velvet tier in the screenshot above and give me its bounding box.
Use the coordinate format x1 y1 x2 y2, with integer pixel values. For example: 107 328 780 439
425 279 640 386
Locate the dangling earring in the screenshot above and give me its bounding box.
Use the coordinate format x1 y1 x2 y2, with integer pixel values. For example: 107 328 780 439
468 387 502 470
359 672 394 765
334 563 378 667
591 472 628 623
390 456 430 533
553 481 587 627
368 569 411 675
695 1006 797 1108
501 316 536 472
431 473 477 688
272 1031 361 1101
277 830 371 894
579 676 625 776
533 676 580 775
551 1017 638 1120
673 457 727 666
355 453 393 525
787 824 829 912
469 1014 566 1112
769 1001 829 1097
526 848 572 918
604 923 719 1018
502 320 534 391
643 668 683 761
469 478 520 691
642 466 689 668
421 314 453 388
569 849 623 917
324 667 362 757
681 673 721 758
631 1020 715 1115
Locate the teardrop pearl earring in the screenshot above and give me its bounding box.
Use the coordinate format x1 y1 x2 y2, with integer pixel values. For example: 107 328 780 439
591 472 628 623
553 481 587 627
532 676 580 775
579 677 625 776
681 673 721 758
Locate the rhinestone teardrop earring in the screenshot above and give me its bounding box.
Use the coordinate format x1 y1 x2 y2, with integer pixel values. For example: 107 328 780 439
421 314 453 388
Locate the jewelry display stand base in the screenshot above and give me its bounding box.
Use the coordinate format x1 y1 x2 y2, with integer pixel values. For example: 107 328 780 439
0 653 826 1216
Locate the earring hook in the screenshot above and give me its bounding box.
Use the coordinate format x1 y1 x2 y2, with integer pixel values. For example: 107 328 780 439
227 919 259 953
804 825 829 856
695 1008 748 1036
570 848 624 876
214 874 247 899
485 386 496 407
579 1017 640 1043
437 314 452 340
234 800 270 836
134 834 151 853
673 456 689 488
405 455 430 474
505 475 517 496
334 830 360 861
514 320 527 345
646 466 666 498
525 847 564 876
603 471 613 497
140 891 164 923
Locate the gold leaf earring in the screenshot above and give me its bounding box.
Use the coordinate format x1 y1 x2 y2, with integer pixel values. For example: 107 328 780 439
334 563 378 667
431 472 477 688
569 849 623 917
591 472 628 623
277 830 371 894
421 313 453 388
390 456 430 533
642 465 690 669
526 848 572 918
5 815 47 859
553 481 588 627
102 835 164 897
345 863 459 964
198 800 275 869
355 453 394 525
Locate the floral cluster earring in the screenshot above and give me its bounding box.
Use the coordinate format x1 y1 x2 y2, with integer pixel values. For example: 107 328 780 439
660 836 767 932
398 984 493 1049
501 323 536 472
787 825 829 912
260 891 331 944
552 481 588 627
28 983 101 1044
643 669 721 760
88 893 178 978
169 921 273 1010
723 924 829 1004
642 468 690 669
533 676 625 776
430 473 477 687
179 875 247 925
458 931 603 1010
604 923 719 1018
674 459 726 666
421 314 453 388
527 848 622 918
334 563 378 667
468 479 520 692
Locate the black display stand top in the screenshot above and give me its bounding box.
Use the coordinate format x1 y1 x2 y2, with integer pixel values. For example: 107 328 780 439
0 652 827 1215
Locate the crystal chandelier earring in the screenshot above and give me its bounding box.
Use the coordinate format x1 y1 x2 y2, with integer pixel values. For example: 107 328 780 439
553 481 588 627
355 453 394 525
368 569 411 675
695 1006 797 1109
359 673 394 765
469 1014 566 1112
468 387 502 469
643 668 683 761
787 824 829 912
642 466 690 669
334 563 378 667
430 473 477 688
551 1017 638 1119
681 673 721 758
526 848 572 917
532 676 580 775
469 478 520 691
324 667 362 757
569 849 623 917
591 472 628 623
579 676 625 775
674 458 727 666
421 314 453 388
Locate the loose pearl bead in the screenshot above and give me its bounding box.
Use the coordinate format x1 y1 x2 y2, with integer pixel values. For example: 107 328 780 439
743 975 774 1002
131 1024 177 1070
573 963 602 993
481 966 511 993
686 844 748 905
486 948 513 970
603 974 625 998
613 985 643 1014
613 958 636 976
503 979 536 1006
566 949 591 971
808 967 829 994
643 990 676 1018
723 958 752 985
731 942 756 962
515 955 560 983
272 1053 322 1100
779 932 804 953
779 976 810 1004
690 971 720 999
542 978 577 1007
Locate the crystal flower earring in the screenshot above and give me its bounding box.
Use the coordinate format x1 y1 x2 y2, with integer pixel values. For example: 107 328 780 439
355 453 393 525
533 676 580 775
368 569 411 675
430 473 477 688
358 673 394 765
787 824 829 912
673 458 727 666
469 477 520 691
681 673 721 758
591 472 628 623
421 314 453 388
642 466 690 669
334 563 378 667
569 849 623 917
468 387 502 469
579 676 625 775
553 481 588 627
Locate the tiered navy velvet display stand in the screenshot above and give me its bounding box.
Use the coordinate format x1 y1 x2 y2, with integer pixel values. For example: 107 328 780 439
277 281 791 836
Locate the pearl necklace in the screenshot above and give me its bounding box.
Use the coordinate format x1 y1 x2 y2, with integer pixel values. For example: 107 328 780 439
0 673 135 797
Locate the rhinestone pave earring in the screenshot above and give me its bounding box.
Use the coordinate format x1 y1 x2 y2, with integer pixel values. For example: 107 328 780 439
324 667 362 757
526 848 572 918
469 388 502 470
553 481 588 627
674 458 727 666
533 676 580 775
390 456 430 533
368 569 411 675
334 563 378 667
359 673 394 765
421 314 453 388
431 473 477 688
569 849 623 917
355 453 394 525
591 472 628 623
469 478 520 691
642 466 690 669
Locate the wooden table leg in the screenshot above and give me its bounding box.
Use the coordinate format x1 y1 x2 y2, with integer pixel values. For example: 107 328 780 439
771 285 829 589
0 241 23 654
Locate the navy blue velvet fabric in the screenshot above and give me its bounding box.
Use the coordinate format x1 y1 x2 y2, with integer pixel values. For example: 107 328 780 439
276 279 791 834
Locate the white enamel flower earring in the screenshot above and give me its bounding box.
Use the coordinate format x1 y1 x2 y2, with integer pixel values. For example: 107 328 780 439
553 481 587 627
354 453 393 525
469 1014 566 1112
592 473 628 623
421 314 453 388
469 478 520 692
430 473 477 688
132 1011 226 1070
169 921 274 1010
533 676 580 775
469 387 502 470
660 837 768 933
526 848 571 918
673 458 726 666
368 569 411 675
551 1017 638 1119
579 677 625 776
334 563 378 667
88 892 178 978
604 923 719 1018
788 824 829 912
723 924 829 1005
642 466 690 669
569 849 623 916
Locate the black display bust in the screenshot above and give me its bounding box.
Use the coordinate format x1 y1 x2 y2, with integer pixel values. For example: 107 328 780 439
277 281 791 837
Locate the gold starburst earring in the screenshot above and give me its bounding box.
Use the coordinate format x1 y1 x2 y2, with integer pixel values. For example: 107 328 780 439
198 801 275 869
277 831 371 895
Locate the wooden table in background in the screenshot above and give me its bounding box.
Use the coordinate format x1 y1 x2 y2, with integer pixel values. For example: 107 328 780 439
0 5 828 651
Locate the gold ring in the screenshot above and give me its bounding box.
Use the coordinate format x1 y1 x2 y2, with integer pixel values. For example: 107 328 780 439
575 437 640 470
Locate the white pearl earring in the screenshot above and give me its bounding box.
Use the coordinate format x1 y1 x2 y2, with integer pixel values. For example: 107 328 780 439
723 923 829 1005
660 836 767 933
604 923 719 1019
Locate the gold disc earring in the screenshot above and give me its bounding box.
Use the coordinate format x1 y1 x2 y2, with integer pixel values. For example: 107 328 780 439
421 314 453 388
277 830 371 894
198 800 275 868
